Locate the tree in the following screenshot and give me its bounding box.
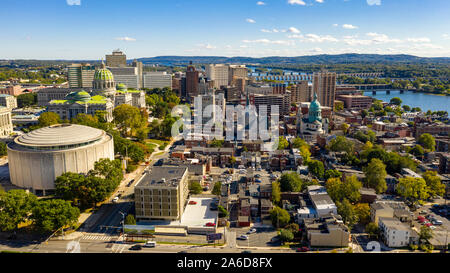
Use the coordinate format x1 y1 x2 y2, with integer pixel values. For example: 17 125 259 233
307 160 324 179
125 214 136 225
402 105 411 112
0 190 37 232
91 158 124 190
336 199 358 229
410 145 425 157
390 97 402 106
324 169 342 180
38 112 61 127
218 205 229 218
365 222 380 239
272 181 281 205
17 93 37 108
0 142 7 156
354 203 370 225
418 133 436 151
328 136 354 154
422 171 446 197
292 138 311 162
419 225 433 243
277 136 289 150
269 206 290 228
189 181 203 194
113 104 146 137
363 158 387 193
341 123 350 135
325 176 361 203
284 223 300 234
31 199 80 233
212 181 222 196
397 177 430 204
279 229 294 244
279 172 302 192
210 139 224 148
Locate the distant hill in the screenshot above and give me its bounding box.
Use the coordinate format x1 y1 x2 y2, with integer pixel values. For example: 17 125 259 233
137 54 450 65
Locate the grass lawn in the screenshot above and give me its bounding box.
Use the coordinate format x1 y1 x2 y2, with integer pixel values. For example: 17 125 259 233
146 139 169 147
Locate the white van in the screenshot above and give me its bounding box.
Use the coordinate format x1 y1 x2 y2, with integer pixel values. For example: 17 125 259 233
144 241 157 248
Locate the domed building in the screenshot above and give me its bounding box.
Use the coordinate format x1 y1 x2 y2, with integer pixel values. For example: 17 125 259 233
296 93 329 143
93 62 116 96
47 90 114 122
7 124 114 195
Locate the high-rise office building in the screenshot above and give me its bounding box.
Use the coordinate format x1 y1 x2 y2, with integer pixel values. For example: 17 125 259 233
290 81 311 103
108 67 140 89
143 72 172 89
229 65 248 85
313 72 336 110
206 64 229 89
106 50 127 67
131 59 144 89
67 63 96 89
253 93 291 115
186 62 199 98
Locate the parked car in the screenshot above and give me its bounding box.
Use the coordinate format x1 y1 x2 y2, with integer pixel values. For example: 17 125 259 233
205 222 216 227
430 225 437 230
419 210 428 215
143 241 157 248
432 219 443 225
247 228 257 234
112 197 119 203
296 247 309 252
425 223 433 227
188 201 197 205
129 244 142 251
237 235 249 240
241 250 252 254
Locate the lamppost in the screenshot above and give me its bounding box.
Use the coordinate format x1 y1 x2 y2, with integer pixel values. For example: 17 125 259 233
118 211 125 241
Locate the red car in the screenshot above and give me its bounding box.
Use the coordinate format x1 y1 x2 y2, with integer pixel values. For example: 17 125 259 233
425 223 432 227
296 247 309 252
188 201 197 205
205 222 216 227
417 216 425 221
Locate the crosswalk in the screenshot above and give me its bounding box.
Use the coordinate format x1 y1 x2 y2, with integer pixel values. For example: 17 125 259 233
81 233 117 242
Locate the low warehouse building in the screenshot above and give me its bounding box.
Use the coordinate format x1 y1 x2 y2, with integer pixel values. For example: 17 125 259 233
7 124 114 195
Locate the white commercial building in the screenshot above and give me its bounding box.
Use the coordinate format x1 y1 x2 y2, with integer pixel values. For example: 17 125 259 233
143 72 172 89
205 64 229 89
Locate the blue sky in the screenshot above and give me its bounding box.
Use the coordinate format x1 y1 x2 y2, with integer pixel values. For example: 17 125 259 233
1 0 450 59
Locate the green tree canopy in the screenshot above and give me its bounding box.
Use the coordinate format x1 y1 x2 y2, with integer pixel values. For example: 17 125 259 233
390 97 402 106
125 214 136 225
212 181 222 196
422 171 446 197
279 172 303 192
31 199 80 233
363 158 387 193
272 181 281 205
279 229 294 244
336 198 358 229
418 133 436 151
0 190 37 232
269 206 290 228
397 177 430 204
38 112 61 127
189 181 203 194
307 160 325 179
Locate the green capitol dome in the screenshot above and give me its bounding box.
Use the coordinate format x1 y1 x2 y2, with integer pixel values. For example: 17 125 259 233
116 83 128 92
94 67 114 81
308 92 322 123
65 90 92 102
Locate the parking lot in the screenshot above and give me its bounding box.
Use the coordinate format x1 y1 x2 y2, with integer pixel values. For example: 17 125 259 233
412 202 449 248
233 226 280 248
180 197 219 227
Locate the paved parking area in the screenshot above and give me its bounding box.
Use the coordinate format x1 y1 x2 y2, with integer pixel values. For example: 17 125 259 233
412 203 449 247
233 226 279 248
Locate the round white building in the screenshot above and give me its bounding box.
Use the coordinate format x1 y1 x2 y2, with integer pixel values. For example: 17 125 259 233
7 124 114 195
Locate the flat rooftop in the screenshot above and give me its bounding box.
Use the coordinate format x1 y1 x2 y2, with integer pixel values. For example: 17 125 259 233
137 166 187 187
180 197 218 227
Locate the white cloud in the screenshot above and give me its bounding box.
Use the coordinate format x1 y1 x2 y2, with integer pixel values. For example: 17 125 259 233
304 34 339 43
315 0 324 3
288 27 301 34
115 37 136 42
66 0 81 5
342 24 358 29
246 18 256 23
332 24 339 27
256 1 266 5
367 0 381 6
197 43 217 49
366 32 401 43
288 0 306 6
242 39 295 46
260 28 282 33
406 37 431 43
287 34 304 39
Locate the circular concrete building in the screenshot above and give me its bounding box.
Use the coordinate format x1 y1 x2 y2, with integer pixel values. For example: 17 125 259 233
7 124 114 195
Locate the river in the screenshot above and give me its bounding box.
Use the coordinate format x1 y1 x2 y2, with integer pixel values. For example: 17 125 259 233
368 90 450 113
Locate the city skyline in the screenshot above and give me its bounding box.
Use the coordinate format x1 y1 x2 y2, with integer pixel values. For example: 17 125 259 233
1 0 450 60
